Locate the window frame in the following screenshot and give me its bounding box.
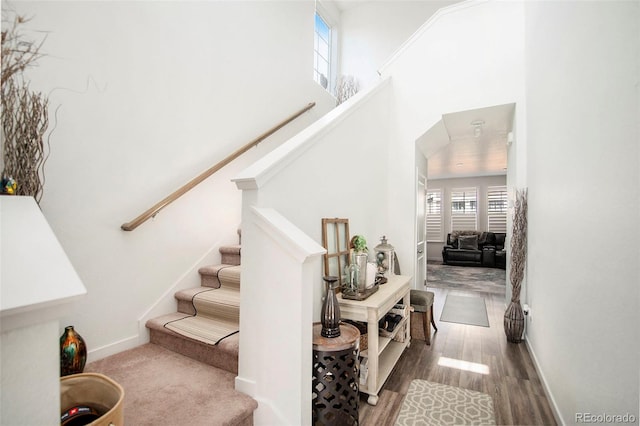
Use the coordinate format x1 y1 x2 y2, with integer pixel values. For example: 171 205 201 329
450 187 478 232
313 6 337 94
487 185 508 233
426 188 444 242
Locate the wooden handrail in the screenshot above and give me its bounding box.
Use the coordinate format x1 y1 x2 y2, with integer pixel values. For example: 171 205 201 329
121 102 316 231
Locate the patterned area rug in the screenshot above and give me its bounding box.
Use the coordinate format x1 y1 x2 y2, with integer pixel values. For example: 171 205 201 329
427 263 505 295
395 380 496 426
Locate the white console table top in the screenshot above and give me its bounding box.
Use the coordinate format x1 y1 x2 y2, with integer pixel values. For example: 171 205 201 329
1 196 86 330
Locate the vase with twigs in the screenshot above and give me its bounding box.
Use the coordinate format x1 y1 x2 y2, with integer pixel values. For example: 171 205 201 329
1 12 51 203
504 189 528 343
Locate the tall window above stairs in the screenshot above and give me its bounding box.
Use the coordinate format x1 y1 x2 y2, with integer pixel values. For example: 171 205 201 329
314 11 332 92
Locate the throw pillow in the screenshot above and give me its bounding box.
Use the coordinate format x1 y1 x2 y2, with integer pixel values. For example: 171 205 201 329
458 234 479 250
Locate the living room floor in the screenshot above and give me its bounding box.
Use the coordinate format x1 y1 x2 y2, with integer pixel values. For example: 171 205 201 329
358 277 557 425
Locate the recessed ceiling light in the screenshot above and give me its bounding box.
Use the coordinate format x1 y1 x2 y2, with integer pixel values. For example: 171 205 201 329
456 162 463 167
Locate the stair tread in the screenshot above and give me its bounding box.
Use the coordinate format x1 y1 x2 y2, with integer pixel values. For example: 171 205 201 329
198 264 241 288
147 313 239 348
175 286 239 302
175 286 218 301
166 316 239 346
198 264 240 276
219 244 241 254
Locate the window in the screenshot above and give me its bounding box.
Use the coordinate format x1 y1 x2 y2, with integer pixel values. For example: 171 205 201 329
451 187 477 231
487 186 508 233
426 189 443 242
314 12 331 91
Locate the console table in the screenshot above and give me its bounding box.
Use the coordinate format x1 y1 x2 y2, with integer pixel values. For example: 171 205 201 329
337 274 411 405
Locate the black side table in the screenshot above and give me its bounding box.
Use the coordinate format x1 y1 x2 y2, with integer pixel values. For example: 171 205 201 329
312 322 360 426
482 247 496 267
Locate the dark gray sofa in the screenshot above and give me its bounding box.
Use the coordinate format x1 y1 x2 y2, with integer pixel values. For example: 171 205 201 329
441 231 506 268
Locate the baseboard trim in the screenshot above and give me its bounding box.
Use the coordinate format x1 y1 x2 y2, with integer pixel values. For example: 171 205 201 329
524 337 565 425
87 334 139 363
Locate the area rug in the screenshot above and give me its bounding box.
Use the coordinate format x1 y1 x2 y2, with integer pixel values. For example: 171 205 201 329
440 294 489 327
427 263 505 295
395 380 496 426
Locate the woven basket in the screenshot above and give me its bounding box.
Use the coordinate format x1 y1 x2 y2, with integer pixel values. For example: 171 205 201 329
360 332 368 352
60 373 124 426
343 320 368 352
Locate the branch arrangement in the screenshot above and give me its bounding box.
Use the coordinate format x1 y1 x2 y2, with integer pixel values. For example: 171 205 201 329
1 14 46 86
336 75 359 106
504 188 528 343
1 11 50 202
509 188 528 302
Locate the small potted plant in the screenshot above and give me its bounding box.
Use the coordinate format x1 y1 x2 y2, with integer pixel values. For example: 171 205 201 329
350 235 368 254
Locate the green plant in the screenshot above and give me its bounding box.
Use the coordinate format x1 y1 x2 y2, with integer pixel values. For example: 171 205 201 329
350 235 368 253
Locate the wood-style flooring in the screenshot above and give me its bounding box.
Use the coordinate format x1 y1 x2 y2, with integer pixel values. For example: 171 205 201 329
358 285 557 425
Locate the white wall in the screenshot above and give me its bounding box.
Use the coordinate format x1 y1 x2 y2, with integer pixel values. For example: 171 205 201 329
426 175 506 260
524 1 639 423
7 0 335 360
340 0 459 88
380 1 526 284
338 0 461 90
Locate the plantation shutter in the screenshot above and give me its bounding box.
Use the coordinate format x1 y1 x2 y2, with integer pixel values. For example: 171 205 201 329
451 187 477 231
487 186 508 233
426 189 443 242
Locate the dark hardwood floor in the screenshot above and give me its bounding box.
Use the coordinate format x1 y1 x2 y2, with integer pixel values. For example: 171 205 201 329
358 285 557 425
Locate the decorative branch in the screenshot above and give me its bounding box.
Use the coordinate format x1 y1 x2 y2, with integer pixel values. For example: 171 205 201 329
336 75 359 106
1 13 46 87
509 188 528 303
1 10 50 203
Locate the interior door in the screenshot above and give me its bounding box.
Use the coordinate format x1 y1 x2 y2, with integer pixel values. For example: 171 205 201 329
416 171 427 288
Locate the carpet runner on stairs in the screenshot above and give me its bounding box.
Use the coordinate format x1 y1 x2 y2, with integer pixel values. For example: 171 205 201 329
146 244 242 374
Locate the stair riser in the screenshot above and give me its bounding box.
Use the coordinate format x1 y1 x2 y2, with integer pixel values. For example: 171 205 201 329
221 252 241 266
177 300 196 315
200 274 241 289
149 329 238 374
201 275 222 289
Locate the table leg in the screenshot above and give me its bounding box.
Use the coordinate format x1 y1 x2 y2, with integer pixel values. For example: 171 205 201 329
366 314 378 405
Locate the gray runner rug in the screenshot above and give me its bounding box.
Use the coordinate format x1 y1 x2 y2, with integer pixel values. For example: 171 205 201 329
440 294 489 327
395 379 496 426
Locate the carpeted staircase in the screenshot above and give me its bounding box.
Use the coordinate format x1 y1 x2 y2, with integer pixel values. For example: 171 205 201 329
145 240 242 375
86 233 258 424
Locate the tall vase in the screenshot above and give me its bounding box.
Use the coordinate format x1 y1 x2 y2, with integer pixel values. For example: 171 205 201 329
321 276 341 338
354 253 368 291
60 325 87 376
504 301 524 343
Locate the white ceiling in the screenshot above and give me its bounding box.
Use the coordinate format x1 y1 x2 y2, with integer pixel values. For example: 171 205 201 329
419 103 515 180
332 0 369 11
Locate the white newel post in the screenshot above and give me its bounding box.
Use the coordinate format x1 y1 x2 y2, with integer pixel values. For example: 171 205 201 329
234 200 325 425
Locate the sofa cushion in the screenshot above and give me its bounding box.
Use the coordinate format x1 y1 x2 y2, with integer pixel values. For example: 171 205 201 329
458 234 479 250
449 230 482 247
